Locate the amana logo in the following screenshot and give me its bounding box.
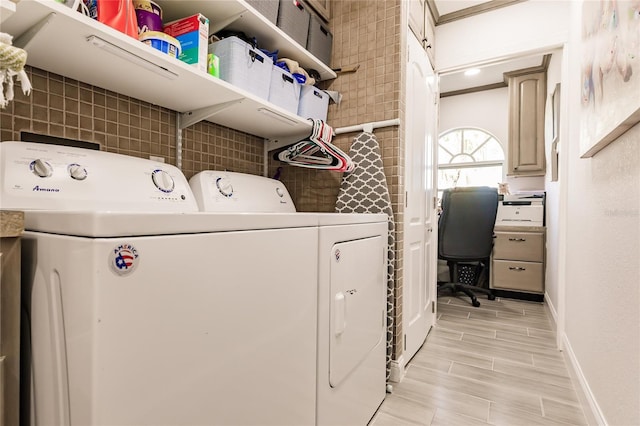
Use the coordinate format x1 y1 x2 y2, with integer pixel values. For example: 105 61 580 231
32 185 60 192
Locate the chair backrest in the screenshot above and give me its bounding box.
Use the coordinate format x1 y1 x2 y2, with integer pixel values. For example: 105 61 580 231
438 187 499 262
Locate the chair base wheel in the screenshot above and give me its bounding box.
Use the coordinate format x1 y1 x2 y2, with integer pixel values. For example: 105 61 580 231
488 294 496 301
472 299 481 307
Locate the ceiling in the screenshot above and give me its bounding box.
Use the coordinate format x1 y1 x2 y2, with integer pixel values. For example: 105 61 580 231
439 54 546 95
430 0 546 95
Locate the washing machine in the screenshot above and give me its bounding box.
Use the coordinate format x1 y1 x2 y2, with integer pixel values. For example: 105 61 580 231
190 171 388 426
1 142 319 425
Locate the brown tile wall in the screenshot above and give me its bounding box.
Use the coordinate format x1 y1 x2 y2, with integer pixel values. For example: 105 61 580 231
0 67 264 180
268 0 406 362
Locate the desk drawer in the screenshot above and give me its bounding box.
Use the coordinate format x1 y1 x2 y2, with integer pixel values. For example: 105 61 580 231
491 260 544 293
493 231 544 262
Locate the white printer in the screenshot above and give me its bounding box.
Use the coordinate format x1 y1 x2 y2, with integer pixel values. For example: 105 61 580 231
495 192 545 227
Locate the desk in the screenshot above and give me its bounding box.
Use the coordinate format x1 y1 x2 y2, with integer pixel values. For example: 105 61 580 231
490 225 546 296
1 210 23 426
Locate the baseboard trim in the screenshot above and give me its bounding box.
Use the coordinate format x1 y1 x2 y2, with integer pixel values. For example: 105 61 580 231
561 334 607 426
544 291 558 327
388 356 406 384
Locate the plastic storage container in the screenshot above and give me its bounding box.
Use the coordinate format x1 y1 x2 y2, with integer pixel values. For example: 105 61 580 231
208 36 273 100
306 13 332 66
139 31 181 58
268 65 301 114
276 0 310 47
297 85 329 121
246 0 279 24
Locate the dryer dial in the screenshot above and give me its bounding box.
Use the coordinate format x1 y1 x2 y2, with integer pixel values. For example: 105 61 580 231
216 177 233 197
152 169 175 193
31 159 53 178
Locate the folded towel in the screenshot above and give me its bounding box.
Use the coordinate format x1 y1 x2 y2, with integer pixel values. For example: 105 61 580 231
0 32 32 108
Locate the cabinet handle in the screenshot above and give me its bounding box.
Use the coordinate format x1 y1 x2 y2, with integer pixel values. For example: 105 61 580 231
509 266 526 271
508 238 526 242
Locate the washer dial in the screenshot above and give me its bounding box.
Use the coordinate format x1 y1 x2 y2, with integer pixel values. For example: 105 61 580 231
68 163 88 180
152 169 175 193
30 159 53 178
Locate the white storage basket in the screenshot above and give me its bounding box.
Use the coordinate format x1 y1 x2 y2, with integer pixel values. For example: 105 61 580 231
268 66 301 114
297 85 329 121
208 36 273 100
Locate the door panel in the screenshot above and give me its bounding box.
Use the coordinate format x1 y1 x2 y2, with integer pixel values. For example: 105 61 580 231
403 32 437 362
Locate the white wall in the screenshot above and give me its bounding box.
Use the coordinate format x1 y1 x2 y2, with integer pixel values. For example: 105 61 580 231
439 88 544 193
542 49 563 323
435 0 569 72
436 1 640 423
561 2 640 424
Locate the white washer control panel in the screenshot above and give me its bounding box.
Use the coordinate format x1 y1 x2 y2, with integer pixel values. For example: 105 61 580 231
0 141 198 212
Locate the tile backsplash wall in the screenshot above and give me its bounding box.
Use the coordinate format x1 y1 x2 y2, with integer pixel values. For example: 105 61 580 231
0 66 264 180
268 0 406 362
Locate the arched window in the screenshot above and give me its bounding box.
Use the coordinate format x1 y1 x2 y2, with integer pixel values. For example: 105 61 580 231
438 128 505 198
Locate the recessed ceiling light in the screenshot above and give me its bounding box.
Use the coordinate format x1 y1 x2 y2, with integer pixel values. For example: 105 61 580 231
464 68 481 77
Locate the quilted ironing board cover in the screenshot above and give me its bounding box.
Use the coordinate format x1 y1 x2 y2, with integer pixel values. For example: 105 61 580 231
335 132 395 381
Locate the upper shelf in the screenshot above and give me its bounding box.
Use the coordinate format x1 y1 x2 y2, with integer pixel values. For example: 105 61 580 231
158 0 335 81
2 0 333 142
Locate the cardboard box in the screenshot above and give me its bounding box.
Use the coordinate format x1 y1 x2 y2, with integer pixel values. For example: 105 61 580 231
164 13 209 73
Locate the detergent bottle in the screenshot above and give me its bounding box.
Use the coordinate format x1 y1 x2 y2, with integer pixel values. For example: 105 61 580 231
83 0 138 38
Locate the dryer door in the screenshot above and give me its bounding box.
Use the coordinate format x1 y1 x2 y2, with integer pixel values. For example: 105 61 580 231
329 235 385 387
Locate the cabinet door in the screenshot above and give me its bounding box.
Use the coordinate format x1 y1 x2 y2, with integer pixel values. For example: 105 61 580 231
424 8 435 65
408 0 425 44
304 0 330 21
508 71 546 175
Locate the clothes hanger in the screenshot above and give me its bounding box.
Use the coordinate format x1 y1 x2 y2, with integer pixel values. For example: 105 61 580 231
276 119 355 172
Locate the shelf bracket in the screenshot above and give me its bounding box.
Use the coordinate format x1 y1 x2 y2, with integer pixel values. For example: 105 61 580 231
13 12 57 50
178 99 244 129
209 10 246 35
265 131 310 153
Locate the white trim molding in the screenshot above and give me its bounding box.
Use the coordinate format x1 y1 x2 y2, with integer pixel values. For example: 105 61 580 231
562 334 608 426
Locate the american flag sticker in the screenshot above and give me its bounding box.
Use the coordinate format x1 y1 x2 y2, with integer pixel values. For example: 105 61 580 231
109 243 140 276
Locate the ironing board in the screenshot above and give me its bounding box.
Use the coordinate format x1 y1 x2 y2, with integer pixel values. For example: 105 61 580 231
335 131 395 381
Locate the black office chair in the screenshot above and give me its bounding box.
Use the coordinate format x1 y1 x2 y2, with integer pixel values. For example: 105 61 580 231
437 187 498 307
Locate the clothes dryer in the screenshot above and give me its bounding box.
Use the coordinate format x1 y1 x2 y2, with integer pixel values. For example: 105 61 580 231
190 171 387 426
1 142 318 425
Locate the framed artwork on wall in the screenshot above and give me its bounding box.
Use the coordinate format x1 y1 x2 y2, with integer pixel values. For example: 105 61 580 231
580 0 640 158
551 83 560 181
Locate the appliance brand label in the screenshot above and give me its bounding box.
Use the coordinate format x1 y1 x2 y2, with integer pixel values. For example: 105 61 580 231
109 243 140 276
32 185 60 192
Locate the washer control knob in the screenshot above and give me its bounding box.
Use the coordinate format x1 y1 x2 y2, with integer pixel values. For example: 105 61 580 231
31 159 53 178
152 169 175 193
68 163 88 180
216 177 233 197
276 187 284 198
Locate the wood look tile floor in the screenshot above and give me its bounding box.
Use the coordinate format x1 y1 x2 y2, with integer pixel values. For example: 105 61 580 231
371 297 588 426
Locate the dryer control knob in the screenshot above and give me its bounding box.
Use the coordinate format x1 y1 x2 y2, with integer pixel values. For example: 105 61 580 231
216 177 233 197
31 159 53 178
68 163 88 180
152 169 175 193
